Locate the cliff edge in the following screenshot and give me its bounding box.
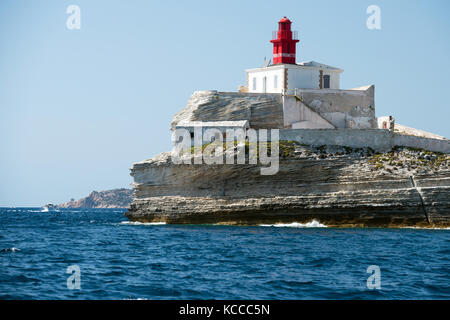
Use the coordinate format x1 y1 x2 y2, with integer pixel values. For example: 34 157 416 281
126 145 450 228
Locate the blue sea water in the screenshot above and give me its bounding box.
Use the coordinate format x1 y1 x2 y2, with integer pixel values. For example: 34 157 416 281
0 207 448 300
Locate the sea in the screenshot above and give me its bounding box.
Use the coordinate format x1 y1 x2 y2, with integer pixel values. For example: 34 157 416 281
0 207 448 300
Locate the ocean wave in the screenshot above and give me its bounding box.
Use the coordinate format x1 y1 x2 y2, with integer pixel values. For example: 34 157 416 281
1 247 21 253
40 208 60 213
259 220 327 228
119 221 166 226
1 207 450 299
401 226 450 230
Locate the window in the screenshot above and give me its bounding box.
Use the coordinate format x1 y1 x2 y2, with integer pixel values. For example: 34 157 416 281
252 78 257 91
274 75 278 89
323 75 330 89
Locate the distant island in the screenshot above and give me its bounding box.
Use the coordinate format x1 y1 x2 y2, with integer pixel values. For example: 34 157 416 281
58 188 133 208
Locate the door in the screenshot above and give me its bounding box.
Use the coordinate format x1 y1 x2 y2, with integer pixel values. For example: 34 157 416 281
323 75 330 89
263 76 267 93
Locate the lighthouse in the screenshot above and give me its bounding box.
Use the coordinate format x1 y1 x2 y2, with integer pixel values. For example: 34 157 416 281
244 17 343 93
270 17 299 64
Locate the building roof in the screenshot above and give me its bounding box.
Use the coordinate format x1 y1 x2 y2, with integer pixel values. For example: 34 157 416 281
296 61 343 71
176 120 250 128
279 17 291 23
246 61 343 73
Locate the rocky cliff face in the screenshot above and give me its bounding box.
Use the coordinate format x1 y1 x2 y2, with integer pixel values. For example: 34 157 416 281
59 188 133 208
171 91 284 130
126 146 450 228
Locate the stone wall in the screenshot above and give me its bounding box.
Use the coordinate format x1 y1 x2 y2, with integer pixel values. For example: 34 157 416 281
283 95 335 129
278 129 449 153
394 123 446 140
394 133 450 153
279 129 392 151
295 85 376 129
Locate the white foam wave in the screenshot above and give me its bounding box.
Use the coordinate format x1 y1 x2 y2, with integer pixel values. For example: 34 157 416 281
401 226 450 230
259 220 328 228
120 221 166 226
1 247 20 252
40 208 60 213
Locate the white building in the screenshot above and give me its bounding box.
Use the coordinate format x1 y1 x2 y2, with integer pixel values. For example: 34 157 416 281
246 61 343 94
175 120 250 144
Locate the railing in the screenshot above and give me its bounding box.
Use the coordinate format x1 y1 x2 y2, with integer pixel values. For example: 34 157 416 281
272 30 298 40
283 88 299 96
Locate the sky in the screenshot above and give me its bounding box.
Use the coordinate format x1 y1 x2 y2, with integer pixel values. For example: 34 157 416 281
0 0 449 206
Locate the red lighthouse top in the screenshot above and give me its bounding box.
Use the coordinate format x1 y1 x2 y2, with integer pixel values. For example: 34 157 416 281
270 17 299 64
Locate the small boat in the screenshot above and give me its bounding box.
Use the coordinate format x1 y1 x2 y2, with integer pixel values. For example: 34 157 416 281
41 204 59 212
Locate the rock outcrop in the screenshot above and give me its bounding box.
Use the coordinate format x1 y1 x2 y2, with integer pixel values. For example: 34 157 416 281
126 90 449 227
126 146 450 228
59 188 133 208
171 91 284 130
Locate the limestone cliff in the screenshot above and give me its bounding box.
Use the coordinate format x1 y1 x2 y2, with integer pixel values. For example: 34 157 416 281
126 146 450 228
59 188 133 208
171 91 284 130
127 90 448 227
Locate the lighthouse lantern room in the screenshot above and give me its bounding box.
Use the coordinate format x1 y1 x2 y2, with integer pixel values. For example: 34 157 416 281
270 17 299 64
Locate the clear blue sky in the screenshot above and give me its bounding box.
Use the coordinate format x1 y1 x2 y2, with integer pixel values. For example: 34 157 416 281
1 0 449 206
